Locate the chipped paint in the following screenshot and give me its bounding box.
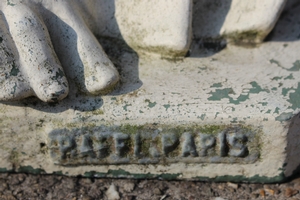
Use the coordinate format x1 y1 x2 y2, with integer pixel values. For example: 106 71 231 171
208 82 268 104
145 99 157 108
210 82 223 88
288 83 300 110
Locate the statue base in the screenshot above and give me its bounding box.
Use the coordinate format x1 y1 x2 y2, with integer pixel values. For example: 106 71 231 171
0 36 300 183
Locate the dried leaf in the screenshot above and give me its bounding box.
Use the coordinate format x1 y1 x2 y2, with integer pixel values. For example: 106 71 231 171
265 189 275 196
285 188 298 198
260 189 265 198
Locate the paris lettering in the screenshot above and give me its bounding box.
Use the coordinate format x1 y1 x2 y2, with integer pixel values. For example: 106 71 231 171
48 125 260 165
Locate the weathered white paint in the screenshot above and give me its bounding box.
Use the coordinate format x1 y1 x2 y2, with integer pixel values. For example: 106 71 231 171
0 35 299 181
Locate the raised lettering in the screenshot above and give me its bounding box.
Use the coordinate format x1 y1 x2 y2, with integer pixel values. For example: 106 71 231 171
181 132 198 157
57 135 75 160
218 131 227 157
162 133 179 156
199 133 215 157
79 134 95 158
48 125 259 165
226 133 248 157
113 133 129 157
94 133 110 158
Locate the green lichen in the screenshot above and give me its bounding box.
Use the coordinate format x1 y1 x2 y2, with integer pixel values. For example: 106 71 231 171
119 124 143 135
83 169 182 180
226 30 265 45
91 109 104 115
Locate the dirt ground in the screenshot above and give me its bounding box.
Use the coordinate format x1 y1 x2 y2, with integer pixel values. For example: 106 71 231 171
1 173 300 200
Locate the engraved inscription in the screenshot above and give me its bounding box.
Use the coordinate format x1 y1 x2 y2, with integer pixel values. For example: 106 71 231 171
48 125 260 165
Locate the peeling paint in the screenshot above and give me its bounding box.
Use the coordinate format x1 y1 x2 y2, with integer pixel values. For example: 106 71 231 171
288 60 300 71
288 83 300 109
145 99 157 108
210 82 223 88
163 104 170 111
208 82 267 104
275 112 293 121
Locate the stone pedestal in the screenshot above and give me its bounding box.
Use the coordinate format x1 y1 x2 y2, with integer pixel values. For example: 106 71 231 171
1 34 300 182
0 0 300 183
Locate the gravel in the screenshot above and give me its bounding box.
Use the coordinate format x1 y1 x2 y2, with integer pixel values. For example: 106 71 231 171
1 173 300 199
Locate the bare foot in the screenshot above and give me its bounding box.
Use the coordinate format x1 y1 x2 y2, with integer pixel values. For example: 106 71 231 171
0 0 119 102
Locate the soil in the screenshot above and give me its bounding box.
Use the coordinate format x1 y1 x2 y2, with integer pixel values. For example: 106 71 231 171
1 173 300 199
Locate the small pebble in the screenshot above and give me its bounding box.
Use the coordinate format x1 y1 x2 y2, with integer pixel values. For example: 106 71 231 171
218 184 225 190
106 184 120 200
227 182 238 189
153 188 162 195
123 182 135 192
214 197 227 200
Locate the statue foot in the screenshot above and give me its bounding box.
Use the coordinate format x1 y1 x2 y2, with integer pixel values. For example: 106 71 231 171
0 1 119 102
0 5 68 102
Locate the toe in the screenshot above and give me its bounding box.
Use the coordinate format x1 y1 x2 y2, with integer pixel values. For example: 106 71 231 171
84 57 119 95
40 2 119 95
0 12 32 101
4 3 69 102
